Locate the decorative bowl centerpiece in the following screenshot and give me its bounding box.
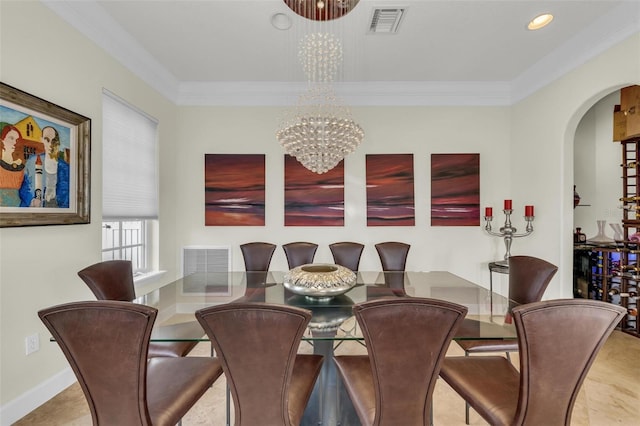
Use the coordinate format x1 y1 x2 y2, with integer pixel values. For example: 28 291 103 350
284 263 356 301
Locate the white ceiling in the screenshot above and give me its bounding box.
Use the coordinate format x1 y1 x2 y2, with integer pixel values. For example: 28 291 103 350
42 0 640 105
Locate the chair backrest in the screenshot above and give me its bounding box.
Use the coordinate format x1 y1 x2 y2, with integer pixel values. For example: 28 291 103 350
77 260 136 301
354 298 468 425
38 301 155 425
195 303 312 426
240 242 277 272
329 242 365 271
508 255 558 305
282 242 318 269
512 299 625 425
374 242 410 271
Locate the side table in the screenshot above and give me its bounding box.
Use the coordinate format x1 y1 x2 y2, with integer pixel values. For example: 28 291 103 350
488 261 509 316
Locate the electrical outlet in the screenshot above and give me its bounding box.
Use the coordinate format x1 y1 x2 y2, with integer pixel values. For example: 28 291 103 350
25 333 39 355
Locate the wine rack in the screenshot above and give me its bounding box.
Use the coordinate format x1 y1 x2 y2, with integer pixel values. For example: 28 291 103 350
615 136 640 337
574 244 638 336
575 136 640 338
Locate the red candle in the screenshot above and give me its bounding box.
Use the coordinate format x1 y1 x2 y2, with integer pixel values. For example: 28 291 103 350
504 199 512 210
485 207 493 217
525 205 534 217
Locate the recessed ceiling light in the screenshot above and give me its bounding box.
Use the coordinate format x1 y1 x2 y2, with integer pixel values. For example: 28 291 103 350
271 13 292 30
527 13 553 30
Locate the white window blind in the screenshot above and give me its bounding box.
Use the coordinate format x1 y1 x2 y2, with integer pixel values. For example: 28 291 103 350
102 90 158 219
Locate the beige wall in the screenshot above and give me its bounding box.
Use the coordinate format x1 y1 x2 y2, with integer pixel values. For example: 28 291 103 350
0 1 179 419
174 106 511 276
510 33 640 305
574 92 623 239
1 0 639 423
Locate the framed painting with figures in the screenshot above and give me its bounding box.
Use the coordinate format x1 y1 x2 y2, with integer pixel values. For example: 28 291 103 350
0 82 90 227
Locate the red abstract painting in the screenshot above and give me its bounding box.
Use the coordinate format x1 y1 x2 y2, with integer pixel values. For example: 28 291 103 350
431 153 480 226
366 154 415 226
284 154 344 226
204 154 265 226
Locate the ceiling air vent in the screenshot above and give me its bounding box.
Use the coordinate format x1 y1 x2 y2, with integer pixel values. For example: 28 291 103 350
368 8 405 34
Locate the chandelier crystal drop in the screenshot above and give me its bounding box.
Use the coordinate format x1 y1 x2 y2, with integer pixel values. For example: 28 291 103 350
277 32 364 174
277 85 364 174
298 33 342 83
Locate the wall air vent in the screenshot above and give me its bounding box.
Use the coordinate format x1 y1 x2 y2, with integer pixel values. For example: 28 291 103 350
368 7 406 34
182 246 231 285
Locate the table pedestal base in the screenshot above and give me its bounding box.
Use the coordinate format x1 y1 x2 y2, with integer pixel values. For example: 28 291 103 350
302 337 360 425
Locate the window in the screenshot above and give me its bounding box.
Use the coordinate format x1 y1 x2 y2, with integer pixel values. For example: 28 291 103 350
102 90 158 274
102 220 147 271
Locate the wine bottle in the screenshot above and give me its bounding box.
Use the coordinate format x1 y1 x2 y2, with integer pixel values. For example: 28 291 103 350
578 228 586 243
619 195 640 202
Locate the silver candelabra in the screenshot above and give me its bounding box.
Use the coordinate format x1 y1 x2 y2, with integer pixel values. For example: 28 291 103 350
484 204 535 266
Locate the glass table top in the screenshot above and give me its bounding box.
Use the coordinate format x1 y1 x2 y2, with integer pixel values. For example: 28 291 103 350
140 270 517 342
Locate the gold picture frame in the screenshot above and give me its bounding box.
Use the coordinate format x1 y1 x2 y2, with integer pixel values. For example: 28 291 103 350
0 82 90 227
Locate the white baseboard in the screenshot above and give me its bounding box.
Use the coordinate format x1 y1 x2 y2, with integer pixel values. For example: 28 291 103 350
0 367 75 426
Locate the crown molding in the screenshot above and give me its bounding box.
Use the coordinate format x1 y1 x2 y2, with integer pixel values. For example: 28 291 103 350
177 81 513 106
41 0 179 101
42 0 639 107
511 1 640 103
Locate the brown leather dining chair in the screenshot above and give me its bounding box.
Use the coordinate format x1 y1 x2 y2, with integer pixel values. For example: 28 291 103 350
329 242 365 272
39 300 224 426
456 256 558 351
454 255 557 423
77 260 198 358
456 255 558 357
195 303 324 426
238 242 277 301
240 242 277 271
283 241 318 269
440 299 625 426
334 297 468 426
374 241 410 271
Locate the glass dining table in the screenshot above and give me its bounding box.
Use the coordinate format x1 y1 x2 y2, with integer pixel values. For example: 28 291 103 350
138 270 516 426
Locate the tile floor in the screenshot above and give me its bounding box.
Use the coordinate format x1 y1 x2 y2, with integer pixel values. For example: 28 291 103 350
13 329 640 425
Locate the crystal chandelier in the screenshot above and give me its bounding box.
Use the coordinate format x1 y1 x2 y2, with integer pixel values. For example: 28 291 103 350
277 84 364 174
276 9 364 174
